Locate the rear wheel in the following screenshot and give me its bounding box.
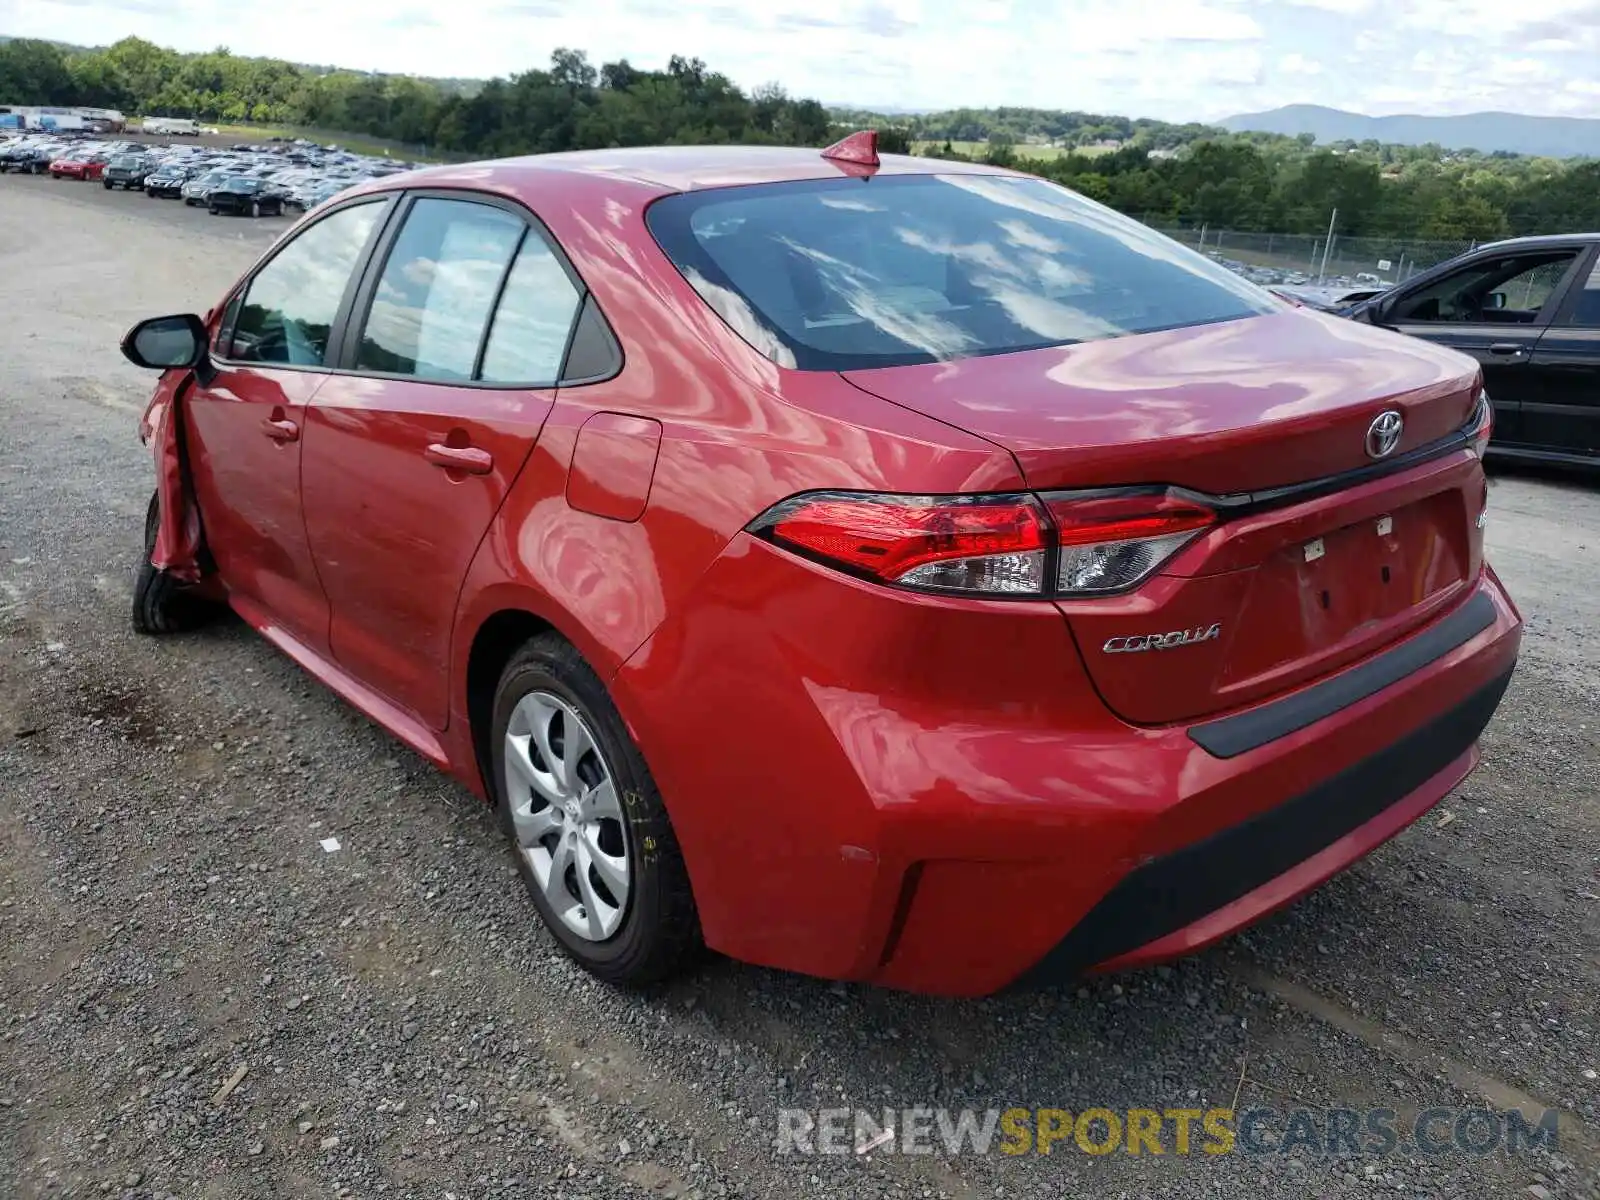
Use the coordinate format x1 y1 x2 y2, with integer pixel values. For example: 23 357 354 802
132 492 215 635
491 634 701 986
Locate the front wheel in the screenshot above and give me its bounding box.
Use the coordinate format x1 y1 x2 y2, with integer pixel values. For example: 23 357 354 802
132 492 216 635
491 634 701 986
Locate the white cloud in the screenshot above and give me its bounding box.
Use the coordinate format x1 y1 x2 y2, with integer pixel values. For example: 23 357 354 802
5 0 1600 121
1278 52 1326 75
1279 0 1377 11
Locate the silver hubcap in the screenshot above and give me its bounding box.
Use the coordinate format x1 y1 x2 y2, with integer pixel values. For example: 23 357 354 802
503 691 629 942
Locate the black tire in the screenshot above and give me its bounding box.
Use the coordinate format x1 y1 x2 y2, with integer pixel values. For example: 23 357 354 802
490 634 701 986
132 492 215 635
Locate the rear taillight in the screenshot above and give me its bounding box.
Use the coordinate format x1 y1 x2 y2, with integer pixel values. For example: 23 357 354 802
746 488 1214 598
1041 490 1215 595
752 492 1049 595
1465 388 1493 459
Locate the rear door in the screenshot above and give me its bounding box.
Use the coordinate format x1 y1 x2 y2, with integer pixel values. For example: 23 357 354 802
301 192 587 729
1524 248 1600 459
1375 246 1589 446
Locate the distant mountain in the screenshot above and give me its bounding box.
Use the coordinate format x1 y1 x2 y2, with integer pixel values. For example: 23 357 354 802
1220 104 1600 159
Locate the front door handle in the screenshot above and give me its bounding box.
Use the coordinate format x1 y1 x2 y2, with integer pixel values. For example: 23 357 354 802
1487 343 1527 357
262 417 300 442
424 443 493 475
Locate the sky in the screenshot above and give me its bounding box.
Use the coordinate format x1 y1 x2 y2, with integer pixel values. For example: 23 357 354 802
5 0 1600 122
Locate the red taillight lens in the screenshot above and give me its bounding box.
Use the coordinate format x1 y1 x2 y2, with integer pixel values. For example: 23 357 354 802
1041 489 1215 595
753 492 1050 595
748 488 1214 598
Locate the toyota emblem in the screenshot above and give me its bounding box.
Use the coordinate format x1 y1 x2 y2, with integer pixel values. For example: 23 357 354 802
1365 410 1404 460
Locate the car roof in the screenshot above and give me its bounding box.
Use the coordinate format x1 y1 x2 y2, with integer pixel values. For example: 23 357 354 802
354 145 1012 202
1475 232 1600 251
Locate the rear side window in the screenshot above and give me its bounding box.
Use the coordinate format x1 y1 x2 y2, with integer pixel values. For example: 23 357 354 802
227 200 384 366
355 198 524 381
647 174 1277 370
478 236 583 384
1565 259 1600 327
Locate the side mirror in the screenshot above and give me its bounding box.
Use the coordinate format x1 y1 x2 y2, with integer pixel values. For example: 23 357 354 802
121 313 207 370
1483 292 1507 310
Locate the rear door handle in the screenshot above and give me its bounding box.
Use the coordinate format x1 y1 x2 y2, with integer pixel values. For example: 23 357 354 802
262 417 300 442
1487 343 1527 357
424 443 493 475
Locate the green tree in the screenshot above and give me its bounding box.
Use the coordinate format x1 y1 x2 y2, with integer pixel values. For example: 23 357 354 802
0 39 76 104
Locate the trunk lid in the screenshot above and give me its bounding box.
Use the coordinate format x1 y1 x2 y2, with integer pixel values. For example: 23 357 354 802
840 309 1479 495
843 309 1488 726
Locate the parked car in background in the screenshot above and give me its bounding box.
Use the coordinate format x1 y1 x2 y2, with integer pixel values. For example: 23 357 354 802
0 140 52 173
207 176 287 217
181 169 229 206
104 154 153 190
284 177 353 214
144 163 195 199
48 151 107 181
1349 233 1600 467
117 139 1520 996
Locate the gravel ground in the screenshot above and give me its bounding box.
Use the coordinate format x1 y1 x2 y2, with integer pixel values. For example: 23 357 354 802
1 171 1598 1200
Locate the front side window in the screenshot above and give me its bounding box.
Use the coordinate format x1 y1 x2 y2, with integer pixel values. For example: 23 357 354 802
355 198 525 381
226 200 385 366
1390 252 1578 325
646 173 1278 370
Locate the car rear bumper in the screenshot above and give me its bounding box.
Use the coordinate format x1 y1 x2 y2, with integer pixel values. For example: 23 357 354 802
1018 665 1508 984
616 541 1521 996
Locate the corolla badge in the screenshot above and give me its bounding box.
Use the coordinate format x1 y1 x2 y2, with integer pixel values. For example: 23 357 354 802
1365 410 1404 460
1103 624 1222 654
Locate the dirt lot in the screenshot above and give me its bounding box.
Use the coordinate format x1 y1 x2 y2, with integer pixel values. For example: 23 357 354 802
1 170 1598 1200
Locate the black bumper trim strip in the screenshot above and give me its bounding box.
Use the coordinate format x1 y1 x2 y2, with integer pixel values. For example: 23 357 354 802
1189 591 1497 760
1017 667 1513 988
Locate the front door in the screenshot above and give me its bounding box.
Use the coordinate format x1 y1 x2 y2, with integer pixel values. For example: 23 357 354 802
185 198 391 649
1377 247 1589 448
301 194 585 728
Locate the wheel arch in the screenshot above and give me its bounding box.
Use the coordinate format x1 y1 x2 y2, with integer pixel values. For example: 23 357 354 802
463 606 559 801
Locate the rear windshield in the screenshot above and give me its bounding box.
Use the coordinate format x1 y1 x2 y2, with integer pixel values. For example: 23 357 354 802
646 174 1277 370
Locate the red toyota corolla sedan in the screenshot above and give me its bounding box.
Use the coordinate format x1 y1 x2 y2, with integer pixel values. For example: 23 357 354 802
120 135 1521 996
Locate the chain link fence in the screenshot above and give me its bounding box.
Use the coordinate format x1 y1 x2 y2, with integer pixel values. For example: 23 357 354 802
1137 221 1475 288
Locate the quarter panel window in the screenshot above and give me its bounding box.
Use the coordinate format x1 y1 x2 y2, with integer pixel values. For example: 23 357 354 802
479 236 584 384
227 201 384 366
355 198 525 381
